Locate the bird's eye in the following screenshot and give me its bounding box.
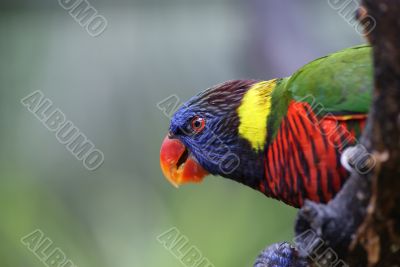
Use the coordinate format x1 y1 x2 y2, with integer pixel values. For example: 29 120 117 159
190 116 206 134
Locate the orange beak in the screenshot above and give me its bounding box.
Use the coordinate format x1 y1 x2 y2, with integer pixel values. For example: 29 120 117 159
160 135 208 187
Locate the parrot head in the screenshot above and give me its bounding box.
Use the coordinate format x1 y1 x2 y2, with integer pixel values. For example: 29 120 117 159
160 80 269 189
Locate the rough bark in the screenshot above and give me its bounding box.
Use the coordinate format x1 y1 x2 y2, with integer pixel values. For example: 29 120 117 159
294 0 400 266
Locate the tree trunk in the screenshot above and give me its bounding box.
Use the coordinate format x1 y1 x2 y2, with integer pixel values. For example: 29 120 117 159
294 0 400 266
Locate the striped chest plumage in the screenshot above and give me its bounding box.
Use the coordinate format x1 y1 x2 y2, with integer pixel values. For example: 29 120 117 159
260 101 366 207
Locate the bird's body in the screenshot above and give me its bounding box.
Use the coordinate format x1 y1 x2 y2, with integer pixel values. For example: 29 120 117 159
160 45 372 208
257 80 367 207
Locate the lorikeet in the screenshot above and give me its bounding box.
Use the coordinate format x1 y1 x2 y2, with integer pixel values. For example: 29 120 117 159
160 45 372 208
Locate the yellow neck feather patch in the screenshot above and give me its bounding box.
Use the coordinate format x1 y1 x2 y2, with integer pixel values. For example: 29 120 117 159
237 80 277 151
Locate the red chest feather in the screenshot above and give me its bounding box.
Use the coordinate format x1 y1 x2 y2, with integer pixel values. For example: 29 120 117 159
261 101 366 207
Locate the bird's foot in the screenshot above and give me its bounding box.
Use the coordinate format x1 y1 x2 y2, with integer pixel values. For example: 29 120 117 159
340 144 375 174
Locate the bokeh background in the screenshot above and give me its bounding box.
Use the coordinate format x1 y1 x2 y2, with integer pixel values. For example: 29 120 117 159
1 0 365 266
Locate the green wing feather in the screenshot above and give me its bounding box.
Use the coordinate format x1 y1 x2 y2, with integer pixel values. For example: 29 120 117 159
285 44 373 116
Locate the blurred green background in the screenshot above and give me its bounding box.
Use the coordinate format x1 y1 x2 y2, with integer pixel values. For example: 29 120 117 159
1 0 364 266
